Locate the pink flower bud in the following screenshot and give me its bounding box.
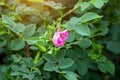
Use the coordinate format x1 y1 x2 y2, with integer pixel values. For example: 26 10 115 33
52 30 69 47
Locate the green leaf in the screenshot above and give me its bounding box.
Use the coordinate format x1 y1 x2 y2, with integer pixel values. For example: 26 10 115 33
22 24 36 38
65 17 82 30
69 17 81 24
58 58 74 69
101 26 109 36
23 74 34 80
28 74 34 80
66 49 87 60
106 41 120 54
11 54 22 63
55 50 65 62
23 7 36 15
0 40 6 48
43 1 63 10
2 22 25 35
110 24 120 41
75 24 91 36
24 57 33 67
98 62 108 73
87 60 98 70
66 31 75 42
65 63 77 72
6 25 19 34
11 65 19 71
80 2 90 11
90 0 104 9
75 2 90 11
2 15 16 26
29 46 38 50
77 61 88 76
16 23 25 32
106 60 115 75
96 56 107 63
10 38 25 51
66 49 79 60
63 71 78 80
43 62 55 71
98 60 115 75
11 71 24 76
80 12 102 23
78 38 92 48
42 72 51 79
19 65 29 73
35 26 46 37
65 22 76 30
44 54 55 62
26 37 40 44
34 58 44 67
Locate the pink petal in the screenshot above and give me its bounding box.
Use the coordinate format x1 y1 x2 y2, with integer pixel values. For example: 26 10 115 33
52 29 69 47
63 30 69 37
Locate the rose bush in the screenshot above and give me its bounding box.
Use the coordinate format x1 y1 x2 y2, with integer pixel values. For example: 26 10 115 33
0 0 120 80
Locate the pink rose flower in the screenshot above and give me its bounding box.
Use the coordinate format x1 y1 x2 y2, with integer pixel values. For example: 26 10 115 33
52 30 69 47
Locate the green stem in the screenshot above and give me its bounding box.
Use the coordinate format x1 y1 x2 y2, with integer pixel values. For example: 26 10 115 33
58 0 83 20
12 0 19 10
18 33 25 40
35 43 46 52
58 10 63 17
58 4 78 20
34 51 41 64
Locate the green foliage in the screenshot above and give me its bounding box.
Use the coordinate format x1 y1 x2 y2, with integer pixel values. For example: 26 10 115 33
75 24 91 36
106 41 120 54
63 71 79 80
10 38 25 51
97 56 115 75
22 24 36 38
80 12 102 23
90 0 107 9
2 15 16 27
76 60 88 76
58 58 74 69
78 38 92 48
1 0 119 80
76 2 90 11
